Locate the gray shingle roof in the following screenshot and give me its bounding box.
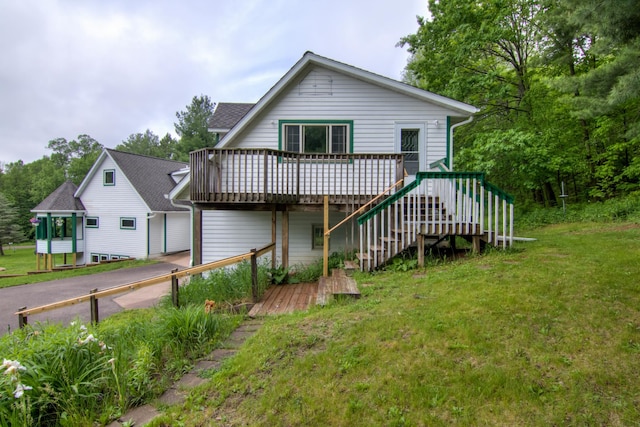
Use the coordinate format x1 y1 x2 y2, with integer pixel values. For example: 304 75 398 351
32 181 85 212
106 149 188 212
208 103 254 130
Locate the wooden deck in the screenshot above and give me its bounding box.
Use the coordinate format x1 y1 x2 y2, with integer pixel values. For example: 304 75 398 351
248 282 318 317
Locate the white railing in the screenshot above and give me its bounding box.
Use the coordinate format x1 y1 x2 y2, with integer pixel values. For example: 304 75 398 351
357 172 514 271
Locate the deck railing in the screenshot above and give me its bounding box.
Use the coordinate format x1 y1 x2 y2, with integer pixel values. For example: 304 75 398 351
357 172 514 271
190 148 404 204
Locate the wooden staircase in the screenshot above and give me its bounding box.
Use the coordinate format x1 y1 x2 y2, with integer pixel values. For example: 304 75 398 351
357 172 514 271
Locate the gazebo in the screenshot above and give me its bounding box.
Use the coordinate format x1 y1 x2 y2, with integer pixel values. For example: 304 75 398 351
31 181 85 270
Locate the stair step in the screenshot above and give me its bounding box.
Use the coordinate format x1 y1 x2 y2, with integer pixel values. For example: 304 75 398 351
379 237 398 243
356 252 370 261
317 271 361 306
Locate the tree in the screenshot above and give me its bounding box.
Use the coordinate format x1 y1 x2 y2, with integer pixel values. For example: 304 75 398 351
0 193 25 256
47 134 103 184
174 95 216 161
116 130 178 159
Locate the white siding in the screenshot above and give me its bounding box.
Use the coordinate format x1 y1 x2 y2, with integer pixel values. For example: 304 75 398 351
202 210 352 267
82 156 149 260
148 215 163 255
228 65 456 168
166 212 190 253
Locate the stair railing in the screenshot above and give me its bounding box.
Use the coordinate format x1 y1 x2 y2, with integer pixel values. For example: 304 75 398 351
357 172 514 271
321 178 404 277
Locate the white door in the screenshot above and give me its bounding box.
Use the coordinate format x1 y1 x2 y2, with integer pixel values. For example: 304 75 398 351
395 122 426 184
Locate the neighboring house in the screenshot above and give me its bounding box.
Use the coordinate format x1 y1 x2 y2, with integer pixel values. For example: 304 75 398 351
208 102 255 144
172 52 515 271
32 149 190 269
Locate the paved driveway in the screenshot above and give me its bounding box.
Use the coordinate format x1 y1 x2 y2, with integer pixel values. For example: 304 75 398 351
0 253 190 335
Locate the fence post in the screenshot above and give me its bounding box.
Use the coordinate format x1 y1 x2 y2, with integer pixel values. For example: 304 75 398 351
18 307 27 328
250 248 259 303
90 288 99 324
171 268 179 307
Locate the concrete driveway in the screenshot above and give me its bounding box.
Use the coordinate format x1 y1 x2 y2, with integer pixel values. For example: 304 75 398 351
0 252 190 335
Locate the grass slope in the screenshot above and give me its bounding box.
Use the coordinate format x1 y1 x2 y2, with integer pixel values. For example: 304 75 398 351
154 222 640 426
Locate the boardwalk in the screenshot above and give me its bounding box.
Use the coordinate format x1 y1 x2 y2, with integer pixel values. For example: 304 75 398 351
248 283 317 317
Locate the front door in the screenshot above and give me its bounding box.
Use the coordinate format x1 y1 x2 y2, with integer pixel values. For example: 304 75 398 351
395 122 426 184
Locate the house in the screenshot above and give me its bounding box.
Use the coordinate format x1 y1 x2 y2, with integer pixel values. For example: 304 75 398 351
172 52 515 271
31 149 191 269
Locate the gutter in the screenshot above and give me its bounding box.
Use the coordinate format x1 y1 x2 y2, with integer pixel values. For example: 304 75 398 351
449 116 474 171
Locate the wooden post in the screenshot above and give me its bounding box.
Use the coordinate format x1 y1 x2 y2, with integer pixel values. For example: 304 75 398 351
90 288 99 324
472 236 482 253
18 307 27 328
171 268 179 307
282 209 289 269
323 195 329 278
193 207 203 266
271 207 277 269
250 248 259 303
417 234 425 268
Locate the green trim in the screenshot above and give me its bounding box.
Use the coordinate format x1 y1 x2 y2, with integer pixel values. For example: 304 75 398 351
446 116 451 169
278 120 354 153
120 217 136 230
163 214 167 253
47 213 52 253
103 169 115 186
71 214 77 253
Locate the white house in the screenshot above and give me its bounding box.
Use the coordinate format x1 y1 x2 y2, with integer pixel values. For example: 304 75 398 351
173 52 515 271
32 149 190 269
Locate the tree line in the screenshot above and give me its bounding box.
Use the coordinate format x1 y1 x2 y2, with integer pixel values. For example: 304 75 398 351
400 0 640 206
0 95 215 249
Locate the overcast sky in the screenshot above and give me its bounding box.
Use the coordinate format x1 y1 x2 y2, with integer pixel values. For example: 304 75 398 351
0 0 426 164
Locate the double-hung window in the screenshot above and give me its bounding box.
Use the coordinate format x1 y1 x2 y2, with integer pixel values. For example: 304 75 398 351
281 121 351 154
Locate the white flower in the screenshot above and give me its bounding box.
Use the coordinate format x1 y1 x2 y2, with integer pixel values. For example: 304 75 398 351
13 383 32 398
2 359 26 374
79 325 87 332
108 358 115 365
78 334 97 345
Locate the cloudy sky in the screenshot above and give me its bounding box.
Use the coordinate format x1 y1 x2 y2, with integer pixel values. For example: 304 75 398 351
0 0 426 164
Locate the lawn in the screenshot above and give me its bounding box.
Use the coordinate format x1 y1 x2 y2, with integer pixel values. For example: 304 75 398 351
152 222 640 426
0 247 155 288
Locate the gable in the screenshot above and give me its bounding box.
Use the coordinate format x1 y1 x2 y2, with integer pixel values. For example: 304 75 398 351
76 149 188 212
217 52 478 148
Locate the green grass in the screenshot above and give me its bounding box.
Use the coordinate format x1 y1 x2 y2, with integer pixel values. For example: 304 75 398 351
152 222 640 426
0 248 156 288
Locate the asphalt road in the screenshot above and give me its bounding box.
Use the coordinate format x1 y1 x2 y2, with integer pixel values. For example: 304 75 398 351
0 255 189 335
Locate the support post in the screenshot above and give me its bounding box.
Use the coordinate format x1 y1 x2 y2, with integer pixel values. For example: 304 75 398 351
272 207 277 269
323 195 329 278
417 234 425 268
90 288 99 324
282 209 289 269
250 248 259 303
472 236 482 253
18 307 27 328
171 268 179 307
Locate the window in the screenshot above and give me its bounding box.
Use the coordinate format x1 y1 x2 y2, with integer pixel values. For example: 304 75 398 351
120 217 136 230
281 121 352 154
91 253 109 263
312 224 326 249
86 217 99 228
104 169 115 186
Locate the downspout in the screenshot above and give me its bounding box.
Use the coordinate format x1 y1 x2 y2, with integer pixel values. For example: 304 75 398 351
168 197 194 267
448 116 474 171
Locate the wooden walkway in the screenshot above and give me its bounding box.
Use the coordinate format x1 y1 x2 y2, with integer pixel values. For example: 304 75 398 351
248 282 318 317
